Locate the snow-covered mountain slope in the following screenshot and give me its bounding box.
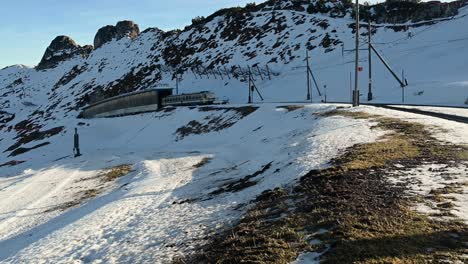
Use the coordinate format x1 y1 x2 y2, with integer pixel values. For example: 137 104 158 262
1 1 467 162
0 104 385 262
0 103 466 263
0 1 467 262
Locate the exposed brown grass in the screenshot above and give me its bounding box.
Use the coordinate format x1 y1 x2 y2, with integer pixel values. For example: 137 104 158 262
175 107 258 140
45 164 133 213
193 157 212 169
179 110 468 264
102 164 133 182
276 105 304 112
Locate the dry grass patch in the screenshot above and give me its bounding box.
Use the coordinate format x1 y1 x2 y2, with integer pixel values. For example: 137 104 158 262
179 110 468 264
276 105 304 112
101 164 133 182
175 106 258 140
45 164 133 213
341 135 419 170
457 149 468 160
193 157 212 169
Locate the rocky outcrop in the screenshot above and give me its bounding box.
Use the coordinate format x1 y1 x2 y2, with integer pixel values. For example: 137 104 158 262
368 0 466 24
93 21 140 49
36 36 92 70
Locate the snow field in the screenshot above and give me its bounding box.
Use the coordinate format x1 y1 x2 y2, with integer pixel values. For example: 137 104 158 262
0 104 386 263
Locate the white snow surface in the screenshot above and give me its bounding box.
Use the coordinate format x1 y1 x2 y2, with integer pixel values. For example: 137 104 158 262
0 104 386 263
1 1 468 262
389 163 468 224
358 106 468 224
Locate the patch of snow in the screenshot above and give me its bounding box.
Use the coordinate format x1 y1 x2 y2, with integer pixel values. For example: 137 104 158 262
0 105 385 263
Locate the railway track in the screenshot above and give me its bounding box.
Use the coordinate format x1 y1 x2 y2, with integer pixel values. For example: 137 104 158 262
370 104 468 124
260 101 468 124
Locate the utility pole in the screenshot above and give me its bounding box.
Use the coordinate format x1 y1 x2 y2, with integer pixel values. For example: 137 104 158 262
350 72 352 103
306 50 311 101
402 70 405 103
368 19 373 101
265 64 272 80
176 73 179 95
247 70 264 103
353 0 360 107
324 85 327 103
248 71 252 104
369 44 406 88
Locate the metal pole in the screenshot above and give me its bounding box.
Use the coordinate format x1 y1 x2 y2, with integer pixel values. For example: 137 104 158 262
251 77 264 101
353 0 360 107
266 64 272 80
247 65 255 81
368 19 373 101
306 50 311 101
370 44 406 87
248 71 252 104
350 72 352 103
176 73 179 95
308 67 322 97
255 65 264 80
324 85 327 103
402 70 405 103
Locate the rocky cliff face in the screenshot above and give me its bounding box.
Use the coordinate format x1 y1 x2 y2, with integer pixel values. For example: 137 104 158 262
94 21 140 49
36 36 92 70
367 0 466 24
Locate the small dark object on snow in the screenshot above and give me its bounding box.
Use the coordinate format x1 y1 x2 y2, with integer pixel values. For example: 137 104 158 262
73 128 81 157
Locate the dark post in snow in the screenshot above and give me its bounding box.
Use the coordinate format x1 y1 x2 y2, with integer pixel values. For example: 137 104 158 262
324 85 327 103
306 50 311 101
265 64 272 80
248 71 252 104
73 128 81 157
368 19 373 101
255 65 264 81
176 73 179 95
402 70 405 103
353 0 360 107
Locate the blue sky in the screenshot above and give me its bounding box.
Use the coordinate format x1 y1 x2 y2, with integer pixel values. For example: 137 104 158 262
0 0 267 68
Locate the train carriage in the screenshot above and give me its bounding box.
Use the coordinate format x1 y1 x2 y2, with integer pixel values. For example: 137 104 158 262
162 91 216 107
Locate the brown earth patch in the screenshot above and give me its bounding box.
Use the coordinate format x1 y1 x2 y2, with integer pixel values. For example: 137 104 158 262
178 110 468 264
175 106 258 140
0 160 26 167
193 157 212 169
276 105 304 112
210 162 272 196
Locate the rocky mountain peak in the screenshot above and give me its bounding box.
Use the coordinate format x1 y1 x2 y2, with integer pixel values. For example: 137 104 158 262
36 35 92 71
93 20 140 49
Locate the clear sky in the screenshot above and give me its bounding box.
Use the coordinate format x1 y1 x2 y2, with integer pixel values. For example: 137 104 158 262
0 0 268 68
